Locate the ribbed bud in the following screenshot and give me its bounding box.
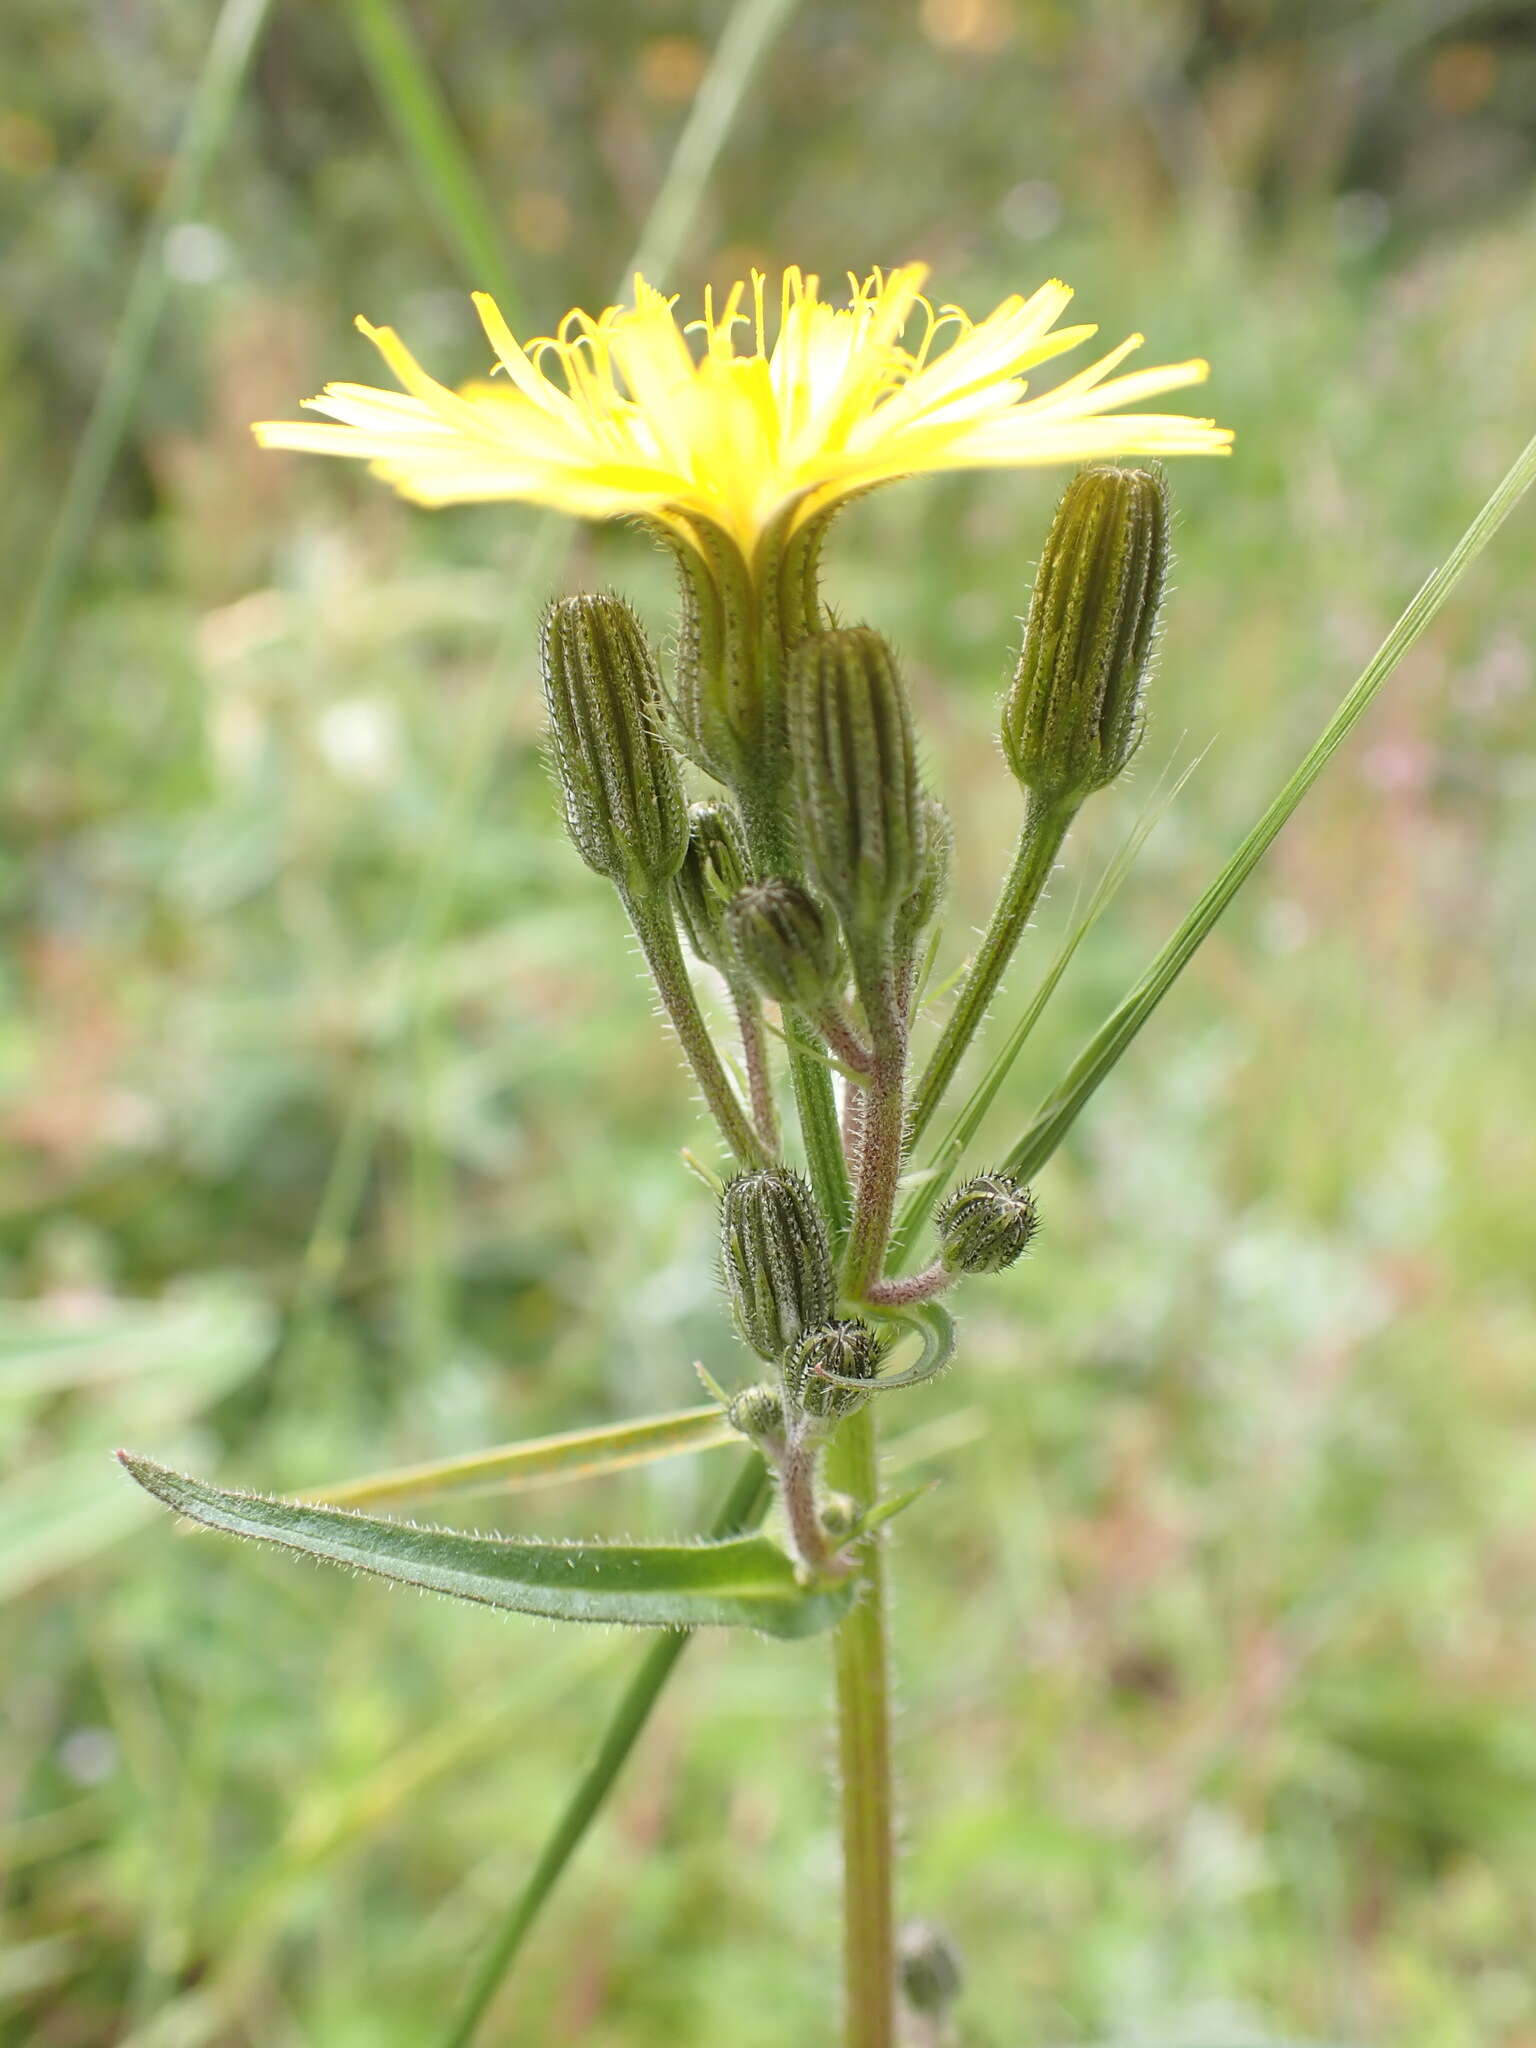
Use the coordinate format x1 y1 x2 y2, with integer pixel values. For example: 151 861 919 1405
541 595 688 893
726 878 845 1011
786 1318 884 1421
725 1381 786 1447
672 800 751 975
900 1922 963 2018
936 1172 1039 1274
788 627 924 936
896 794 953 951
720 1169 835 1363
1001 465 1170 804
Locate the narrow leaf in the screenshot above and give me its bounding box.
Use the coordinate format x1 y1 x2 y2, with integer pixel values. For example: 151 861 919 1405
1003 430 1536 1186
310 1405 736 1507
117 1453 850 1639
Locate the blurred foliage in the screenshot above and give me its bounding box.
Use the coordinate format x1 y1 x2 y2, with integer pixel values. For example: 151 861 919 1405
3 1 1536 2043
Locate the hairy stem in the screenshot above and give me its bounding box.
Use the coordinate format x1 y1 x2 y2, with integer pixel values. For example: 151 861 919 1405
626 891 768 1168
778 1435 834 1576
730 976 781 1154
825 1404 895 2048
907 792 1075 1151
842 949 907 1301
863 1262 952 1308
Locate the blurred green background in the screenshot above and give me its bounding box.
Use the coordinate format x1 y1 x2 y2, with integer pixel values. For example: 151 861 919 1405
4 1 1536 2042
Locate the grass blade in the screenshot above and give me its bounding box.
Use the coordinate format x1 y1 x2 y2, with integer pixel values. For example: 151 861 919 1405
117 1452 844 1639
342 0 523 315
1003 430 1536 1186
310 1405 736 1507
1 0 273 743
439 1453 770 2048
890 754 1200 1266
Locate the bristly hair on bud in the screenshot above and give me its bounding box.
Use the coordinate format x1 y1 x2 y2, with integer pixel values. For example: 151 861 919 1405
787 626 925 940
896 792 953 956
540 594 689 895
786 1317 886 1423
936 1172 1040 1275
725 1381 787 1450
726 877 845 1012
1001 464 1171 806
720 1168 836 1363
673 799 751 977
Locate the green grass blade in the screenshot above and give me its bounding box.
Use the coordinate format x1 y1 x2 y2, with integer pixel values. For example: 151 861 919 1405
117 1452 844 1639
1 0 273 744
310 1405 736 1507
889 755 1200 1267
439 1453 770 2048
1003 430 1536 1187
342 0 522 314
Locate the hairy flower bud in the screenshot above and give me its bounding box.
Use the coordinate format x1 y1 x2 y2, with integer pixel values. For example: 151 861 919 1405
788 627 924 937
720 1169 835 1363
672 800 751 976
786 1317 885 1422
1002 464 1170 804
726 877 844 1011
900 1922 963 2018
541 594 688 893
725 1381 786 1448
936 1172 1039 1275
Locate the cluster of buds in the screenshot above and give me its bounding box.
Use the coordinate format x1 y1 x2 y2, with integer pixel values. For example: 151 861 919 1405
536 466 1174 1574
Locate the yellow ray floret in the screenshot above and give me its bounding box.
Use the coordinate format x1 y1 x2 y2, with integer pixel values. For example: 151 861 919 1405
254 265 1232 557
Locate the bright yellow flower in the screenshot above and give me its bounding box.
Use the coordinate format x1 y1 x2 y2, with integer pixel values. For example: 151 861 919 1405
254 265 1230 560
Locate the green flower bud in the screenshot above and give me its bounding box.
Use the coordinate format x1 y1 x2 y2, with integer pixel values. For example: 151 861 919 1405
900 1921 963 2018
726 877 845 1011
541 594 688 894
1001 464 1170 805
786 1318 885 1422
819 1491 858 1539
897 794 953 951
720 1169 835 1363
725 1381 786 1448
788 627 924 937
672 800 751 976
936 1172 1039 1275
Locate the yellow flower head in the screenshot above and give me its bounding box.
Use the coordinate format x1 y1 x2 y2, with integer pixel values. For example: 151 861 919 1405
254 264 1230 561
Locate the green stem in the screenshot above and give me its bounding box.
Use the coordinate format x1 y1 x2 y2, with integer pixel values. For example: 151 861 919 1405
825 1405 896 2048
738 785 851 1244
626 891 768 1168
729 977 781 1154
440 1453 770 2048
906 792 1075 1152
841 949 907 1301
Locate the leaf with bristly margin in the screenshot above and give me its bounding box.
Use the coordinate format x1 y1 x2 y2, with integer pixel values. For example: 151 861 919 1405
116 1453 852 1639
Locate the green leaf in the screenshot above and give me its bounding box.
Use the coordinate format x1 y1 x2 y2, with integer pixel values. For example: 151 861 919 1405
116 1453 851 1640
309 1405 737 1508
1002 429 1536 1188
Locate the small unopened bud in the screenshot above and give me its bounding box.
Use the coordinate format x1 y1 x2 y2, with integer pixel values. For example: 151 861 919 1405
788 627 924 937
900 1921 963 2018
726 878 844 1011
819 1491 858 1539
673 800 751 976
720 1169 835 1363
726 1381 786 1447
787 1318 885 1422
541 595 688 893
897 794 953 951
1002 465 1170 805
936 1173 1039 1274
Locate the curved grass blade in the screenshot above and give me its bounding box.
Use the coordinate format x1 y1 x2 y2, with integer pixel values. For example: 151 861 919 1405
1 0 273 744
890 754 1200 1267
310 1404 736 1507
116 1453 850 1640
439 1453 770 2048
1002 429 1536 1188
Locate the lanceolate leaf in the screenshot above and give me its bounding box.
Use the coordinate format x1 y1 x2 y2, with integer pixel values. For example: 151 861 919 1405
117 1453 849 1640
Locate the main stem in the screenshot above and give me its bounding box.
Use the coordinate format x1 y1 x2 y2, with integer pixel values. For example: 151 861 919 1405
907 791 1075 1151
825 1403 895 2048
